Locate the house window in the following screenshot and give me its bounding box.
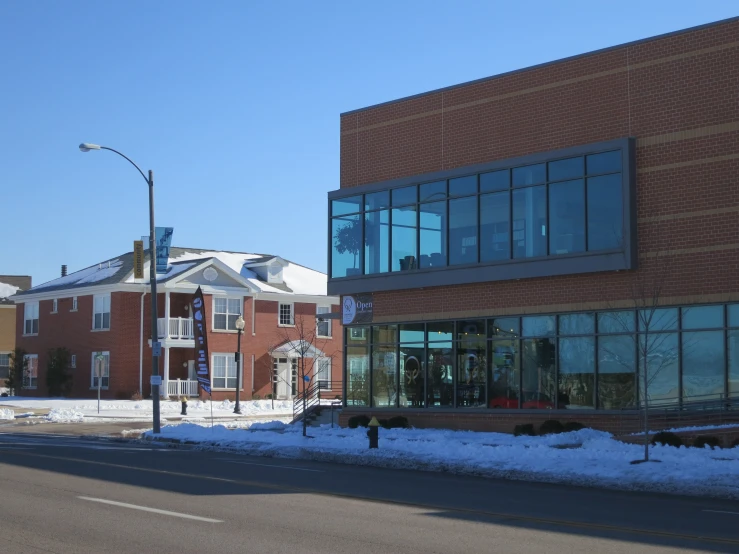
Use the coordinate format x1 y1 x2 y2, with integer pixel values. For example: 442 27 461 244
212 353 239 389
315 357 331 389
317 306 331 337
72 296 78 311
0 353 9 380
51 299 58 313
70 354 76 369
213 297 242 330
279 303 294 326
24 302 39 335
91 352 110 389
23 354 38 388
93 294 111 330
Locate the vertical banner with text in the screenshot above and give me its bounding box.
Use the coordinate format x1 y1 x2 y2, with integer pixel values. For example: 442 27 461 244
192 286 212 394
154 227 174 274
133 240 145 279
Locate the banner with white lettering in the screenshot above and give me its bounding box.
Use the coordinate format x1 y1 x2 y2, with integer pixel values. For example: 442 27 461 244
192 286 211 394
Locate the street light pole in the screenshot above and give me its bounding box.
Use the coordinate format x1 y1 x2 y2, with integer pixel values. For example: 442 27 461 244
79 143 161 433
234 315 245 414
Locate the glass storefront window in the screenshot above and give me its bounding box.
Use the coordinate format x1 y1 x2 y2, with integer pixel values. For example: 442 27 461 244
522 315 555 337
480 192 510 262
598 335 636 409
332 195 362 216
372 325 398 344
730 330 739 395
457 320 485 341
490 339 520 408
548 156 583 181
365 191 389 211
419 180 446 202
427 343 453 407
449 175 477 197
372 345 397 407
558 337 595 409
638 333 679 407
513 163 545 187
490 318 520 338
598 311 635 334
399 343 425 408
449 196 478 266
549 179 585 255
513 186 547 259
587 151 621 175
638 308 678 332
427 322 454 342
399 323 425 343
682 305 723 329
332 215 362 278
682 331 724 401
419 201 446 269
730 305 739 328
587 174 623 251
521 338 556 409
457 339 486 407
391 185 416 206
559 313 594 335
480 169 509 192
391 206 417 271
364 210 388 275
346 345 369 406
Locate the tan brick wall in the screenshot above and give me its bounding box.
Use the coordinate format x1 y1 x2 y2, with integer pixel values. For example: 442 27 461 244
0 307 15 352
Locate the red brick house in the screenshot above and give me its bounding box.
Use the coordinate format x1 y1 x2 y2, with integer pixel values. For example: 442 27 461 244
12 247 342 401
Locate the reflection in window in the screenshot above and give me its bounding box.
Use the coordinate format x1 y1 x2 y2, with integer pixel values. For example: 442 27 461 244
480 192 510 262
391 207 417 271
490 318 520 337
332 196 362 216
456 339 486 407
449 196 478 266
419 201 446 269
449 175 477 197
427 343 453 407
549 179 585 254
372 345 397 407
549 157 583 181
682 305 723 329
428 321 454 342
332 215 361 278
490 339 520 408
399 323 425 343
559 313 594 335
522 339 556 408
522 316 555 337
598 335 636 409
587 174 623 251
682 331 724 401
372 324 398 344
598 311 635 333
639 333 678 407
513 164 545 186
638 308 678 331
346 346 369 406
364 210 388 275
513 186 546 259
587 151 621 175
365 191 389 211
419 181 446 202
399 343 425 408
730 305 739 327
730 331 739 395
391 186 416 206
558 337 595 409
480 169 509 192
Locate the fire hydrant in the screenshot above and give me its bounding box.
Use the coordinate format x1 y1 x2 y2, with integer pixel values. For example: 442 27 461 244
367 416 380 449
180 397 188 415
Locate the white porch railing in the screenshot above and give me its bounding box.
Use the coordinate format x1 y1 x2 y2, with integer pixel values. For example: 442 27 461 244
167 379 199 397
157 318 194 339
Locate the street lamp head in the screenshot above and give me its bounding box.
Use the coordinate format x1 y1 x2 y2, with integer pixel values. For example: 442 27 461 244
235 315 246 331
79 143 101 152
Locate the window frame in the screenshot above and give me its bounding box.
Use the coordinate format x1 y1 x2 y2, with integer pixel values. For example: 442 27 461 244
279 303 295 327
212 296 243 332
90 351 110 389
51 299 58 313
23 302 39 336
315 357 332 389
316 306 332 338
24 354 38 389
70 354 76 369
211 352 242 390
92 293 111 331
0 352 10 380
71 296 78 312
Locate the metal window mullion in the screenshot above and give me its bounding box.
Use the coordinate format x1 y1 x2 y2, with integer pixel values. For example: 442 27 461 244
583 176 590 252
725 304 730 401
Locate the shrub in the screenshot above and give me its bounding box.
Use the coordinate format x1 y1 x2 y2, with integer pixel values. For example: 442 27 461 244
693 435 721 449
378 418 390 429
513 423 536 436
563 421 585 433
265 393 273 399
131 391 143 401
539 419 565 435
252 393 261 400
387 415 410 429
0 392 7 397
347 415 371 429
47 347 73 397
651 431 683 447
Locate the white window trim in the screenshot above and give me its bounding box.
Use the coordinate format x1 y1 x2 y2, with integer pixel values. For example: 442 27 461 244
90 351 110 390
23 302 39 336
212 296 243 332
51 299 58 313
0 352 10 379
211 352 243 390
70 354 76 369
23 354 38 389
315 357 332 389
316 306 332 338
92 293 111 331
278 302 295 327
71 296 78 312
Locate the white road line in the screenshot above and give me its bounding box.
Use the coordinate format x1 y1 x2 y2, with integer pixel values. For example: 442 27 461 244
0 446 32 450
703 509 739 516
218 459 324 472
77 497 223 522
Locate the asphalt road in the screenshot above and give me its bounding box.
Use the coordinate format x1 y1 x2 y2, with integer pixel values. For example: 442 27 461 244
1 432 738 553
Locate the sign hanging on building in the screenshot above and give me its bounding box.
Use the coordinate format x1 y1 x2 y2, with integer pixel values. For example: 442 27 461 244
154 227 174 274
192 286 212 394
342 294 373 325
133 240 145 279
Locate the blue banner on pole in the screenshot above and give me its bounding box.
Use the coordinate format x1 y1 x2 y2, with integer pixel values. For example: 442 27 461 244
192 286 211 395
155 227 173 274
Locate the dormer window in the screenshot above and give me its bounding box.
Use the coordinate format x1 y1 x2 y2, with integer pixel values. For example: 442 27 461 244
268 263 283 284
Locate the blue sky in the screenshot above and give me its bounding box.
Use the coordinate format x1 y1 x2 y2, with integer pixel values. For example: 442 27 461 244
1 1 736 286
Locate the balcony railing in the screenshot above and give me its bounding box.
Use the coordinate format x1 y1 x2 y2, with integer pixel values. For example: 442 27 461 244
157 317 194 340
167 379 199 397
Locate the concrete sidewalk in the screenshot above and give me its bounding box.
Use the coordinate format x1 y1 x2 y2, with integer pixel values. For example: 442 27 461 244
0 420 152 437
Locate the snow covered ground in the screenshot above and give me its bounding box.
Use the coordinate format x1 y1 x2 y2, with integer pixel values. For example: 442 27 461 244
143 423 739 499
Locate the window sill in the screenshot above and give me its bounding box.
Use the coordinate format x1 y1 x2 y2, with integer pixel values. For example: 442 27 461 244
278 324 295 328
23 386 37 390
91 328 110 333
50 311 57 315
211 329 238 334
70 309 78 313
89 387 109 391
22 334 38 338
317 335 332 339
211 388 245 392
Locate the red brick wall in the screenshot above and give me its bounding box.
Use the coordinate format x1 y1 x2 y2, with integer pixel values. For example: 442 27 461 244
339 18 739 319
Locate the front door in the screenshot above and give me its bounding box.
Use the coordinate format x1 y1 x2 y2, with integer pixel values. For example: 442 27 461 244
274 357 291 399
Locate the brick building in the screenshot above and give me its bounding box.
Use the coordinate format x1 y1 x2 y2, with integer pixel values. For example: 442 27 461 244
328 17 739 432
12 248 342 401
1 275 32 384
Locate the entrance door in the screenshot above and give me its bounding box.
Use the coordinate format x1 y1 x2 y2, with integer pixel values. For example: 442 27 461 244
274 357 291 399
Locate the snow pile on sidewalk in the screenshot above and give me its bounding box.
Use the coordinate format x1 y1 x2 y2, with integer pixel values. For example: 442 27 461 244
46 408 85 423
144 423 739 499
0 408 14 420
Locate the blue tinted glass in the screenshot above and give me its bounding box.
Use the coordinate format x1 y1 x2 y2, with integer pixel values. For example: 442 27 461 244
332 196 362 216
480 169 509 192
587 174 623 251
548 157 583 181
512 186 546 259
682 305 723 329
682 331 725 401
399 323 425 343
598 311 635 333
392 186 417 206
639 333 678 407
419 181 446 202
549 179 585 255
559 313 594 335
587 151 621 175
480 192 510 262
391 206 417 271
730 305 739 327
638 308 678 331
489 318 519 337
522 316 555 337
427 322 454 341
364 210 389 275
449 196 478 266
449 175 477 197
331 215 361 277
512 164 545 187
419 201 446 269
365 191 389 211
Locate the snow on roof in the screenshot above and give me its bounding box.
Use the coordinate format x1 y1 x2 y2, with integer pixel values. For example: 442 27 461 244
0 282 19 299
30 260 124 291
123 261 198 284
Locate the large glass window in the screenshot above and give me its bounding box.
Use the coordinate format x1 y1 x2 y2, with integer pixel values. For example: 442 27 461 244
730 330 739 395
558 337 595 409
364 210 389 274
521 339 556 408
391 207 417 271
449 175 477 197
480 169 509 192
559 313 594 335
212 353 238 389
549 179 585 255
639 333 679 407
480 192 510 262
427 341 453 408
682 305 723 329
214 297 242 330
513 186 546 259
419 180 446 202
549 156 583 181
346 344 369 406
682 331 724 401
332 214 362 277
522 316 555 337
638 308 678 332
513 164 545 187
457 338 486 407
598 311 635 334
449 196 478 266
372 344 397 407
587 174 623 251
598 335 636 409
400 342 425 408
490 339 520 408
419 201 446 269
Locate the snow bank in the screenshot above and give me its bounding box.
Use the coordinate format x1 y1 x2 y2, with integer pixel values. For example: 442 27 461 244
0 408 14 420
46 409 85 423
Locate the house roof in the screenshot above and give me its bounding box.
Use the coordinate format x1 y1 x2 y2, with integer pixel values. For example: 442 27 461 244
0 275 32 305
14 247 329 298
